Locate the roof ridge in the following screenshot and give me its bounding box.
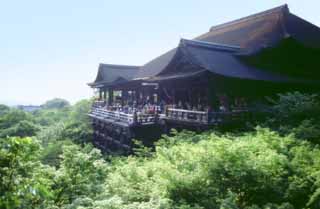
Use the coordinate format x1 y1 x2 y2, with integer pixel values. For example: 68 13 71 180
99 63 141 69
181 38 241 52
209 4 289 32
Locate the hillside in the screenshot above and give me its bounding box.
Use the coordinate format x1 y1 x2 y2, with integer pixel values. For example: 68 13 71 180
1 93 320 209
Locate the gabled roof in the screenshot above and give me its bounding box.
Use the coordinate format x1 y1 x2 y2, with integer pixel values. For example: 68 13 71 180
88 64 140 87
239 37 320 81
196 4 289 51
135 48 177 79
149 39 294 83
136 4 320 79
199 4 320 51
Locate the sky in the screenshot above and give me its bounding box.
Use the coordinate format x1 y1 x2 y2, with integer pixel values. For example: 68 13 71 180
0 0 319 106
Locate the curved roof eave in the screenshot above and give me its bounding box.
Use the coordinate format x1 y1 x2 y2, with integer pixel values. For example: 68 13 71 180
151 38 308 84
90 63 141 87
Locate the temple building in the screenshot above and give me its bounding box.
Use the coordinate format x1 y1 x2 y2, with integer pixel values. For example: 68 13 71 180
88 5 320 153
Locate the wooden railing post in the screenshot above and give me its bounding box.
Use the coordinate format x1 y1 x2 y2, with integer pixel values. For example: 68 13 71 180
155 111 159 123
206 109 210 124
133 110 137 125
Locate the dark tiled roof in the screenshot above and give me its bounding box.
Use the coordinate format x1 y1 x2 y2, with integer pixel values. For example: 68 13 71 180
90 5 320 86
135 49 177 79
89 64 140 87
285 13 320 48
195 5 289 52
136 4 320 79
150 39 295 83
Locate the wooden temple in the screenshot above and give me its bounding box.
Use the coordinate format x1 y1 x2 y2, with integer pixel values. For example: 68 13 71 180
88 5 320 153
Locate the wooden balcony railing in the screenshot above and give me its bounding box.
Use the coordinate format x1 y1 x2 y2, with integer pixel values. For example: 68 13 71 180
165 108 248 125
89 107 157 126
93 100 106 108
165 108 208 124
208 110 248 124
90 106 249 127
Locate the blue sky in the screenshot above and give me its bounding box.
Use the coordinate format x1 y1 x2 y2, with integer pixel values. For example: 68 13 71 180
0 0 319 105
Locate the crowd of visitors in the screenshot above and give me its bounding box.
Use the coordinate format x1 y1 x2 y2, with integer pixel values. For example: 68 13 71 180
94 95 248 116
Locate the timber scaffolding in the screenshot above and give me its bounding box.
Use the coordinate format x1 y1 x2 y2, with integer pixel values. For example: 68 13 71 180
89 102 251 153
88 4 320 153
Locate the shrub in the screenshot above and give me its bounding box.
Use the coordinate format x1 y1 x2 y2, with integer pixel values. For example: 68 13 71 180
101 129 320 208
264 92 320 142
0 137 54 209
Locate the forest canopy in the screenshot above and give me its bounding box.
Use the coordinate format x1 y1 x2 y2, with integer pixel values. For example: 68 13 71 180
1 93 320 209
41 98 70 109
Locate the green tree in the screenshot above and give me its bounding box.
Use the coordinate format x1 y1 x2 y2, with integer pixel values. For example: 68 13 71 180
100 128 320 209
0 120 39 138
0 109 39 137
41 98 70 110
40 140 73 167
0 109 33 129
61 99 93 143
53 144 108 207
33 108 71 126
268 92 320 126
262 92 320 144
0 104 10 116
0 137 54 209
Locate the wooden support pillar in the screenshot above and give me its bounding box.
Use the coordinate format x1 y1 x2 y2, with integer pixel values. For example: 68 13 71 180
122 90 128 106
130 91 134 104
99 89 102 100
135 90 140 105
108 89 113 105
103 89 107 102
136 90 140 103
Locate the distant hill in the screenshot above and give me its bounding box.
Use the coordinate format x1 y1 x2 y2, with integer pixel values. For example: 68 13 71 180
17 105 42 112
41 98 70 109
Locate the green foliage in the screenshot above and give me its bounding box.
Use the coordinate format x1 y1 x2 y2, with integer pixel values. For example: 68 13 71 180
61 121 92 144
100 129 320 209
265 92 320 142
0 109 39 138
269 92 320 124
0 108 34 129
1 128 320 208
41 98 70 110
37 122 66 145
0 136 108 209
0 104 10 116
40 140 73 167
33 108 71 126
132 139 153 158
1 94 320 208
291 119 320 144
60 100 93 144
33 99 93 145
0 137 54 209
0 120 40 138
52 144 108 207
0 98 94 171
69 100 92 123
